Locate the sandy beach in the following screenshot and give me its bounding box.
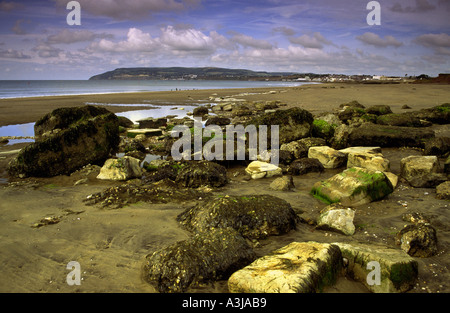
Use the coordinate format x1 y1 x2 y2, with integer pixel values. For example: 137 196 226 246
0 82 449 294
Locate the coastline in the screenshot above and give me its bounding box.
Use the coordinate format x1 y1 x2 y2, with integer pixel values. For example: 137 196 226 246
0 82 449 293
1 82 450 127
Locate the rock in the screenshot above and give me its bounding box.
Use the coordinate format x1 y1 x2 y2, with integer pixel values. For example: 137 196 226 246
177 194 298 240
228 242 342 293
338 106 366 123
339 100 365 109
205 116 231 127
97 156 143 181
8 107 119 178
280 141 305 159
402 104 412 109
192 106 209 117
412 103 450 124
436 181 450 200
246 107 314 145
311 167 394 206
330 124 351 150
245 161 282 179
347 123 435 148
366 105 393 116
396 224 438 258
316 203 355 236
0 137 8 145
127 128 163 138
117 116 134 128
383 172 399 189
334 242 418 293
339 146 382 155
424 137 450 157
308 146 347 169
232 105 251 117
400 155 447 188
376 113 423 127
137 117 167 129
346 151 390 172
143 227 256 293
269 175 295 191
175 161 228 188
402 212 431 224
312 119 336 141
288 158 324 175
34 105 112 139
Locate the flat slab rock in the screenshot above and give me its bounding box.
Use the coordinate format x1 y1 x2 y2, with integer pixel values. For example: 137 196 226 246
334 242 418 293
228 241 342 293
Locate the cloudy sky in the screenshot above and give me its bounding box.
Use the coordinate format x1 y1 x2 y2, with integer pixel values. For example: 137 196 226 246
0 0 449 79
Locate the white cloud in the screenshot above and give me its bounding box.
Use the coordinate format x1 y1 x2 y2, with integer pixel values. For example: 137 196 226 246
356 32 403 48
229 32 273 50
289 32 333 49
89 28 159 53
0 48 31 59
160 26 216 53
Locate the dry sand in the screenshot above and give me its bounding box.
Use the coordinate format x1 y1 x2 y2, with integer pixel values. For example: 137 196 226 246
0 82 449 293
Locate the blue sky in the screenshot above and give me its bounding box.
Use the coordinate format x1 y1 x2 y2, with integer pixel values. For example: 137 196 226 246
0 0 449 79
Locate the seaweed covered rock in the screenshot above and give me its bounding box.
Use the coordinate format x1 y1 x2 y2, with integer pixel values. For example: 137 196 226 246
366 105 393 116
347 123 434 148
311 167 394 206
246 107 314 145
228 241 342 293
412 103 450 124
175 160 228 188
376 113 423 127
143 227 256 293
177 194 299 240
34 105 112 139
334 242 418 293
8 107 119 177
396 224 438 258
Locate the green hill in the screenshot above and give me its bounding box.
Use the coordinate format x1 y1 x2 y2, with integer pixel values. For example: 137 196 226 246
89 67 300 80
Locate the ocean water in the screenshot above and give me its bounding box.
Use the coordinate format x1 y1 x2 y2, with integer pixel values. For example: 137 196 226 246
0 79 311 144
0 80 307 99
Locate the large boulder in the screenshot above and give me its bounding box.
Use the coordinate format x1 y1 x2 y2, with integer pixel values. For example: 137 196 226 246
246 107 314 145
334 242 418 293
8 107 119 177
228 241 342 293
400 155 447 188
346 151 390 172
143 228 256 293
311 167 394 206
308 146 347 169
347 123 435 148
177 194 298 240
396 224 438 258
34 105 112 139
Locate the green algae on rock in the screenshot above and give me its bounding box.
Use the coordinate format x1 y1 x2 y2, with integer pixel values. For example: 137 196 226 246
177 194 299 240
143 227 256 293
311 167 394 206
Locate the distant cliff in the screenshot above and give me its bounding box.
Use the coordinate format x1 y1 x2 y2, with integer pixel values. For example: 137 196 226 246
89 67 299 81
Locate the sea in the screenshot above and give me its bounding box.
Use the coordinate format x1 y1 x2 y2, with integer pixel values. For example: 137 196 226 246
0 79 311 144
0 80 307 99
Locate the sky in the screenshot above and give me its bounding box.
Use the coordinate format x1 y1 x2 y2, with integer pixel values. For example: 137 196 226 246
0 0 449 79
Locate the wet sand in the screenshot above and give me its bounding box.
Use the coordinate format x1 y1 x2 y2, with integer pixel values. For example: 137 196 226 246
0 82 449 293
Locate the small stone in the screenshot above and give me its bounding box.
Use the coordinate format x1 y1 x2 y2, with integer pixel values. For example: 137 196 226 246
269 176 295 191
436 181 450 200
396 224 438 258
